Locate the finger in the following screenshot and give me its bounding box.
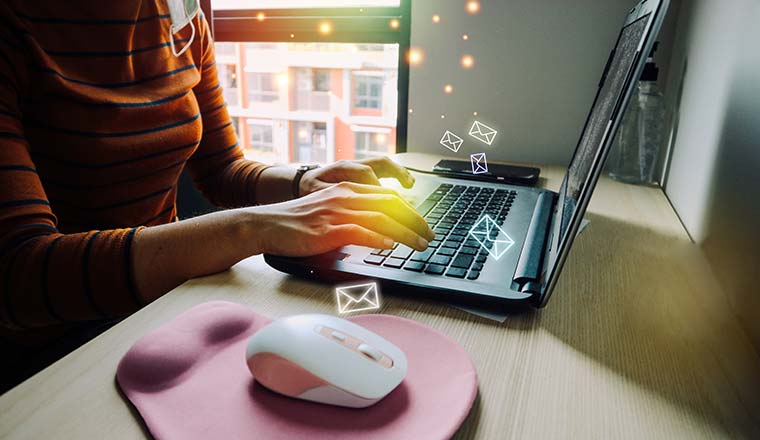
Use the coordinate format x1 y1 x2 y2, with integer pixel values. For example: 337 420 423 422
335 210 429 251
334 182 416 211
328 224 395 250
342 194 435 241
360 156 415 188
336 163 382 186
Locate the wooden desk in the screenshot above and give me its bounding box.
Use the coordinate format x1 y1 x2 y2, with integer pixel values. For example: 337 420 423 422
2 153 759 439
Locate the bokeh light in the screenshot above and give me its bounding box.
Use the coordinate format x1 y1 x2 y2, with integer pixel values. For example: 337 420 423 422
318 21 333 35
461 54 475 69
256 12 266 22
462 34 470 41
389 18 400 29
432 14 441 24
444 84 454 94
407 47 425 66
277 73 289 88
466 1 481 15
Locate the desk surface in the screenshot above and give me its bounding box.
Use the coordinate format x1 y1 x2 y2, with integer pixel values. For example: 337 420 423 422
1 153 759 439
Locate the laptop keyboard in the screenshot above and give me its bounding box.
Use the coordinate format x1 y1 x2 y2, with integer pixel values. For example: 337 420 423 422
363 184 517 280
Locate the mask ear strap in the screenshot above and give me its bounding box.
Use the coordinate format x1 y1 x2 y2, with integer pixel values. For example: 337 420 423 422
170 18 196 57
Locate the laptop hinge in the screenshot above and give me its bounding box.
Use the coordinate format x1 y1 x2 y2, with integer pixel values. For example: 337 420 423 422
513 191 555 294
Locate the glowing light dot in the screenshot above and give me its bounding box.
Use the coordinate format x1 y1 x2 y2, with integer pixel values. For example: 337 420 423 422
407 48 424 66
441 115 446 119
256 12 266 21
466 1 481 14
298 129 308 140
444 84 454 94
277 73 289 87
432 14 441 23
389 19 400 29
318 21 333 35
375 133 387 145
462 34 469 41
461 54 475 69
409 108 414 113
473 111 479 116
290 33 295 39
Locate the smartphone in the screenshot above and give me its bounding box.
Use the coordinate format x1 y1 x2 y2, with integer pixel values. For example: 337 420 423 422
432 159 540 186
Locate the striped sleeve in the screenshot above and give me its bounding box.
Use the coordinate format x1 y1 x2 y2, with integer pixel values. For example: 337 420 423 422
0 22 145 330
185 15 270 208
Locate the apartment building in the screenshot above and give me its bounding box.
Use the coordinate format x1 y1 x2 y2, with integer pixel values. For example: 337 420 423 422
213 42 399 164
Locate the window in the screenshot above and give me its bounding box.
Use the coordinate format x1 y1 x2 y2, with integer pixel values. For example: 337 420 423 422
218 64 239 107
246 72 278 103
355 130 391 159
207 0 409 162
353 73 383 110
294 121 327 163
248 122 274 152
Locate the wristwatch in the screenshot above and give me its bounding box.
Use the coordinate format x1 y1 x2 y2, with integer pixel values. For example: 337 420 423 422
292 164 320 198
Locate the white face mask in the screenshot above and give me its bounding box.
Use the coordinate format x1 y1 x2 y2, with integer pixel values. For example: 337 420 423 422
167 0 200 57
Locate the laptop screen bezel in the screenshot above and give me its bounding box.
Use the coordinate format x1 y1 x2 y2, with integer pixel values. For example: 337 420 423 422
537 0 669 307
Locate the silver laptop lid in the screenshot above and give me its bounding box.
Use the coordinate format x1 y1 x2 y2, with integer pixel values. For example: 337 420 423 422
538 0 670 306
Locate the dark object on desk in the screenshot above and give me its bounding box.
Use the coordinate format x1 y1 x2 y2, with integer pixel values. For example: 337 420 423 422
433 159 540 186
265 0 668 311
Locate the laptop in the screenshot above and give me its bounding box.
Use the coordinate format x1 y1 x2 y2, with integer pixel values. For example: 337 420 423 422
265 0 670 309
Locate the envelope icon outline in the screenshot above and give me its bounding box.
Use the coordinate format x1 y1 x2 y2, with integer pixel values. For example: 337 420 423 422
470 153 488 174
469 121 498 145
468 215 515 260
336 282 381 314
440 130 464 153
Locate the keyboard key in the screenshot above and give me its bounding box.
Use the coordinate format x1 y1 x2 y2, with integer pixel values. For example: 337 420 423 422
403 261 426 272
442 240 461 249
363 255 385 265
448 234 465 242
467 270 481 280
476 255 488 263
472 262 484 271
437 247 456 257
411 249 435 262
428 240 441 249
383 258 406 269
445 267 467 278
459 246 478 255
424 264 446 275
390 245 414 260
451 254 474 269
429 255 452 266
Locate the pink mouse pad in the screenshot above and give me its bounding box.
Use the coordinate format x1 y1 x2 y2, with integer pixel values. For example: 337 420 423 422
116 301 478 440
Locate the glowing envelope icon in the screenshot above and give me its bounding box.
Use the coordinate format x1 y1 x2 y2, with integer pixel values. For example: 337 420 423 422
469 121 497 145
468 215 515 260
440 130 464 153
470 152 488 174
336 282 380 314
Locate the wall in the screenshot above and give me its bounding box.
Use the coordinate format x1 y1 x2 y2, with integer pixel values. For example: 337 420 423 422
406 0 679 165
663 0 760 350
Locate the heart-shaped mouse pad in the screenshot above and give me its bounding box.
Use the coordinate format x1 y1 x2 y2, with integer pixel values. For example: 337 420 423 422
116 301 478 440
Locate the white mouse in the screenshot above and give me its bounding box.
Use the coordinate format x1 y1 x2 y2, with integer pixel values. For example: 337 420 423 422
246 314 407 408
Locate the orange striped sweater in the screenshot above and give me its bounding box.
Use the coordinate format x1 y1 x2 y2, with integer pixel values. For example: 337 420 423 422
0 1 267 340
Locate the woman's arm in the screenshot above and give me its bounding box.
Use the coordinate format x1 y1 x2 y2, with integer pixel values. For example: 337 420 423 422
132 182 433 303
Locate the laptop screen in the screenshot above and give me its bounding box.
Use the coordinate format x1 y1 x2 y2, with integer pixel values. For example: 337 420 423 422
542 9 659 301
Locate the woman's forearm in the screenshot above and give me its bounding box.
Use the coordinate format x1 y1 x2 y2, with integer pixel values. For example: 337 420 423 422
131 208 260 303
257 166 298 205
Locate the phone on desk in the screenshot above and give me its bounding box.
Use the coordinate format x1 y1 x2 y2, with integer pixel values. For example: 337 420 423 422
432 159 540 186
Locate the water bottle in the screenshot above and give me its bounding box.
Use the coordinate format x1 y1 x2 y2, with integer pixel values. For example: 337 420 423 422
609 43 666 185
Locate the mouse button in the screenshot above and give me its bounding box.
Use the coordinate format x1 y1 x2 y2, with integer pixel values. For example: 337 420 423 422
357 344 394 368
248 353 328 396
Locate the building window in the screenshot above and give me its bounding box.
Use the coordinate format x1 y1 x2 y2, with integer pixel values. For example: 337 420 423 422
313 69 331 92
248 122 274 153
355 131 390 159
219 64 239 107
354 73 383 110
246 72 278 103
294 121 327 163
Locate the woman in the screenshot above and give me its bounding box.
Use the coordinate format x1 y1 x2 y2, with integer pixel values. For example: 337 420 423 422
0 1 433 388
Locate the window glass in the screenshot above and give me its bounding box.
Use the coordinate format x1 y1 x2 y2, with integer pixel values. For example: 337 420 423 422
354 130 391 159
212 0 400 10
213 42 398 164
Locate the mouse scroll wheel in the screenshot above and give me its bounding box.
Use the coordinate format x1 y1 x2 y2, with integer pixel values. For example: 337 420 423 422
357 343 383 362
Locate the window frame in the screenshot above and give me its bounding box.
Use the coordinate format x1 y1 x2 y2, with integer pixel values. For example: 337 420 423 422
200 0 411 153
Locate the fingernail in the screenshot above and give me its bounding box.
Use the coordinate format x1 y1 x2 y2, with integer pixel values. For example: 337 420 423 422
417 237 429 250
384 238 395 248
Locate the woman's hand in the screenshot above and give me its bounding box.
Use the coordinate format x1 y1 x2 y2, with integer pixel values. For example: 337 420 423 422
298 156 416 197
248 181 435 257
